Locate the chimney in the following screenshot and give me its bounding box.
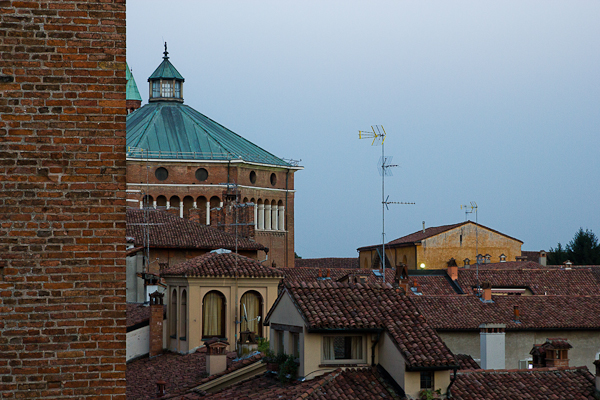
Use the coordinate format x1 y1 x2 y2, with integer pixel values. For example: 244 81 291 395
447 258 458 281
149 291 164 358
205 339 229 376
594 358 600 392
481 281 492 302
539 251 547 266
479 323 506 369
395 263 409 293
156 380 167 397
513 305 520 322
422 221 426 233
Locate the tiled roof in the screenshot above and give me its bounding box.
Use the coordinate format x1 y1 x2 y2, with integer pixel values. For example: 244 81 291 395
161 252 283 279
282 267 395 285
190 367 404 400
126 208 265 251
408 275 460 295
294 258 359 269
127 303 166 329
471 261 544 269
412 295 600 331
456 267 600 295
276 281 457 369
521 250 542 262
455 354 480 370
358 221 522 251
451 366 595 400
126 352 209 400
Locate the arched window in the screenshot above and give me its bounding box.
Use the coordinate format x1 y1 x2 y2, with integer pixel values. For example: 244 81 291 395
203 291 225 338
240 291 263 337
170 288 177 339
156 195 167 208
183 196 194 218
143 195 154 209
180 289 187 340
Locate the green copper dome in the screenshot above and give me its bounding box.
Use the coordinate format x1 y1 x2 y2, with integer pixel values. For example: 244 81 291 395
126 63 142 101
126 102 292 167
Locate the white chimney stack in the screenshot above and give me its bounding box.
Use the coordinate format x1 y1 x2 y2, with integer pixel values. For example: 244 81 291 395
479 323 506 370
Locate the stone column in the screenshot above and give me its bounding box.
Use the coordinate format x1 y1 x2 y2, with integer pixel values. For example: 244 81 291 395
264 204 271 231
271 204 278 230
257 203 264 230
278 205 285 231
206 201 210 225
166 200 170 210
254 203 258 230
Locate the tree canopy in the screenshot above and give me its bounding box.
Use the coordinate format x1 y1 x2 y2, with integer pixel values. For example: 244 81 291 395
548 228 600 265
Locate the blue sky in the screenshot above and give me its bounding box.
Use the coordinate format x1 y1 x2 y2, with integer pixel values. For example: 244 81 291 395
127 1 600 258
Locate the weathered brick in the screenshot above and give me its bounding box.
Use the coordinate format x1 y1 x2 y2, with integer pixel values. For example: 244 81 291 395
0 1 126 398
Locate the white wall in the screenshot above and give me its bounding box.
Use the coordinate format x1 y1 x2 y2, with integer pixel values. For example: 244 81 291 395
126 325 149 362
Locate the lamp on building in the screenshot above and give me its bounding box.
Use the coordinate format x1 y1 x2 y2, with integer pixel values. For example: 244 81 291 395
419 263 426 269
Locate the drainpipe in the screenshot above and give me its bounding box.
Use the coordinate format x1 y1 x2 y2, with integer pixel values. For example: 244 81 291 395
446 368 458 398
285 169 289 268
371 331 381 366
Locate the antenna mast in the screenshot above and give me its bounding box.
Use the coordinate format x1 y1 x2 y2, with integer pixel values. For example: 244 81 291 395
359 126 414 283
460 202 479 295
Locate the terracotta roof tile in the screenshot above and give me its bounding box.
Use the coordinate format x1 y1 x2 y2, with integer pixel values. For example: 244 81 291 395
192 367 404 399
126 208 265 251
127 351 256 400
456 266 600 295
451 366 595 400
407 275 459 295
295 258 359 269
283 267 395 285
280 281 457 368
161 252 283 279
455 354 480 370
412 295 600 330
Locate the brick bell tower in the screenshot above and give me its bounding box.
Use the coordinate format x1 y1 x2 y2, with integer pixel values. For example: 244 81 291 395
125 44 302 268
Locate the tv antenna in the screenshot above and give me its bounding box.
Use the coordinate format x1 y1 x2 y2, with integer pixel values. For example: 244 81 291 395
359 125 414 284
460 202 480 295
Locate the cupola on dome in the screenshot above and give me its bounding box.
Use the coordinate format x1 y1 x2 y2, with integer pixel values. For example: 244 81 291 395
148 42 184 103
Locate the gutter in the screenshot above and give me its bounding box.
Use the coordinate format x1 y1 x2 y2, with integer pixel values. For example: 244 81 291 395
446 368 458 398
405 364 459 372
306 328 384 334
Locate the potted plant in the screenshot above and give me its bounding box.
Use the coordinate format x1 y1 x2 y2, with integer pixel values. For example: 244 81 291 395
418 388 442 400
278 354 299 383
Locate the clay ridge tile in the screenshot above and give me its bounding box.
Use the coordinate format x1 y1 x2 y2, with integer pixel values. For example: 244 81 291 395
161 252 283 279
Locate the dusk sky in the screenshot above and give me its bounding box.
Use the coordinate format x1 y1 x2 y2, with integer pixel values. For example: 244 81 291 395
127 1 600 258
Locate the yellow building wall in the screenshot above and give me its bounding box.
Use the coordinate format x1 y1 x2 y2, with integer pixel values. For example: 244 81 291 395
360 223 522 270
418 224 522 270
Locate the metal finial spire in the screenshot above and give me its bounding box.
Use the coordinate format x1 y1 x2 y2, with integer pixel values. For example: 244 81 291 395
163 42 169 59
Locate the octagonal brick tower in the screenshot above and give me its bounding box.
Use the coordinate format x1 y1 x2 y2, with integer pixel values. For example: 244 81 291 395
126 45 302 268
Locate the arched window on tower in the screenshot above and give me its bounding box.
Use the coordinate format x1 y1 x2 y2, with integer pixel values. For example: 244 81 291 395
203 291 225 338
183 196 194 218
156 195 167 209
277 200 285 231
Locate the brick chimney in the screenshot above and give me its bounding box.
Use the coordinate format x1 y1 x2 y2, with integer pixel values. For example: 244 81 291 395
205 339 229 376
149 291 164 358
395 263 409 292
481 281 492 302
479 323 506 369
539 250 547 266
447 258 458 281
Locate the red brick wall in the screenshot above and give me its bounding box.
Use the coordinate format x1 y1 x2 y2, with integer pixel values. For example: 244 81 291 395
0 1 126 398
